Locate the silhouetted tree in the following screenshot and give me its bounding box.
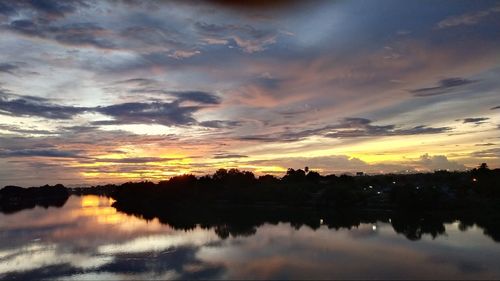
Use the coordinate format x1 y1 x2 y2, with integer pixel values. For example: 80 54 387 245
306 171 321 182
479 163 489 171
282 168 306 182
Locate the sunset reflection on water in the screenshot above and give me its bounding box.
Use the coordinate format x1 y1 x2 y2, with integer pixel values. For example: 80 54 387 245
1 196 500 280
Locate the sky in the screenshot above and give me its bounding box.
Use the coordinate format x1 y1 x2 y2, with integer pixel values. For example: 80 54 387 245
0 0 499 186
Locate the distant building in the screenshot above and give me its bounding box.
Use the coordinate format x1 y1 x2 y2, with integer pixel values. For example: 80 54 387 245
356 172 364 176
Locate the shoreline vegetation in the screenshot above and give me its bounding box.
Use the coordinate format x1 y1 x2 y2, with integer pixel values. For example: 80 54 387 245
1 163 499 241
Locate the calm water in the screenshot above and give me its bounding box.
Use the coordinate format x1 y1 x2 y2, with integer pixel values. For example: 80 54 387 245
1 196 500 280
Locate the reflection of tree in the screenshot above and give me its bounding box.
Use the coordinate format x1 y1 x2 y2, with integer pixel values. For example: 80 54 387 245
112 201 500 243
214 224 257 239
391 214 446 240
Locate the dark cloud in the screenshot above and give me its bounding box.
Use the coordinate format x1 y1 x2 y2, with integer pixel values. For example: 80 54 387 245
61 125 100 134
410 77 477 97
51 23 115 49
239 118 451 142
461 117 490 125
475 143 496 146
94 102 199 126
0 263 82 281
111 79 220 105
195 22 273 40
203 0 302 11
491 105 500 110
115 78 158 87
0 90 49 102
0 63 18 74
5 20 115 49
253 76 285 90
277 106 314 117
238 135 279 142
199 120 242 128
0 1 17 16
97 246 224 280
194 21 276 53
472 148 500 158
0 0 88 19
213 154 248 159
0 90 219 126
0 148 84 158
0 124 57 135
119 25 186 49
324 119 450 138
172 91 221 105
0 93 89 119
94 157 180 163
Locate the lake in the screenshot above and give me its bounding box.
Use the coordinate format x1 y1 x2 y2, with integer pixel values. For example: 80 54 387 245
1 195 500 280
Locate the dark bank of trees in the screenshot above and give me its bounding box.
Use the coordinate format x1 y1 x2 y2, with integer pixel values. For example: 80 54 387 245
109 164 500 212
0 184 69 214
2 164 498 214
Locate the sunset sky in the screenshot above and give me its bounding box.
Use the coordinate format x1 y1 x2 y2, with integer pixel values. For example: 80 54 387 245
0 0 499 186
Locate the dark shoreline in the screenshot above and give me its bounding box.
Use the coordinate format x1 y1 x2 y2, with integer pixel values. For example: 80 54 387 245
2 165 499 241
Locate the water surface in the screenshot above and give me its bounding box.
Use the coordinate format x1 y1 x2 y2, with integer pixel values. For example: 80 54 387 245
1 195 500 280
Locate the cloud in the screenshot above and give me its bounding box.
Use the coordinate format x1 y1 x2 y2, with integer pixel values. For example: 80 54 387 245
172 91 221 105
93 157 181 164
471 148 500 158
169 50 201 59
0 2 17 16
94 102 199 126
475 143 496 147
0 124 57 135
410 77 477 97
416 154 466 171
323 118 451 138
0 0 88 19
461 117 489 125
0 63 18 74
249 155 369 173
252 75 285 90
436 5 500 29
248 153 466 174
115 78 157 86
199 120 242 128
110 79 221 105
194 22 277 53
5 20 115 49
239 118 451 142
0 93 89 119
0 90 219 126
491 105 500 110
213 154 248 159
202 0 304 12
0 149 83 158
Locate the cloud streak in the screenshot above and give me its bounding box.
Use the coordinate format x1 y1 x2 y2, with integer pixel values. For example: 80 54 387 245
436 5 500 29
410 78 477 97
239 118 452 142
0 149 84 158
0 91 226 127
